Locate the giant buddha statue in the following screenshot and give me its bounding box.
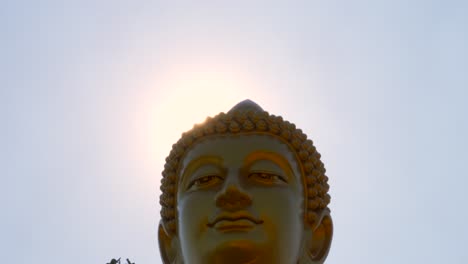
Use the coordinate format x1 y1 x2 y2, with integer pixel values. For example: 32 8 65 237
158 100 333 264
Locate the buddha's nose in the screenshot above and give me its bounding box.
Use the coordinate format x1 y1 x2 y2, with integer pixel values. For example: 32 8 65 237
215 185 252 212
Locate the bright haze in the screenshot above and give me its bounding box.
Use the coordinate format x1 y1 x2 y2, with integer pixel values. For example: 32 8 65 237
2 1 467 263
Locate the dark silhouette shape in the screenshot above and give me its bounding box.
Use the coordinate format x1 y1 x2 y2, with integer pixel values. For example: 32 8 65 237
107 258 120 264
126 258 135 264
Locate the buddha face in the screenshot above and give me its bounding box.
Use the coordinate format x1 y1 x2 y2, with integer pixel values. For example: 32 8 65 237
176 134 305 264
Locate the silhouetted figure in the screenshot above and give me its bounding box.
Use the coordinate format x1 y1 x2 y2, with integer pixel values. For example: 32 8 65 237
126 258 135 264
107 258 120 264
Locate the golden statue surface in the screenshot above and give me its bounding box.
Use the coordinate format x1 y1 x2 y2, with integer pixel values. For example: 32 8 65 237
159 100 333 264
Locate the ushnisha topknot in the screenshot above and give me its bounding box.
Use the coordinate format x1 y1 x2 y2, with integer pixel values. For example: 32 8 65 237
160 99 330 235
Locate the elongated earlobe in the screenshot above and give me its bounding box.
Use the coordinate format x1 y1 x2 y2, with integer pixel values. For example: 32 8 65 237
300 210 333 263
158 221 180 264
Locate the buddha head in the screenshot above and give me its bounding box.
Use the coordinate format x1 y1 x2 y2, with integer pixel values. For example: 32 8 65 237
158 100 333 264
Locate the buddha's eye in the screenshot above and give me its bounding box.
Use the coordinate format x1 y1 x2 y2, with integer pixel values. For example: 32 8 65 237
187 175 223 190
248 172 287 185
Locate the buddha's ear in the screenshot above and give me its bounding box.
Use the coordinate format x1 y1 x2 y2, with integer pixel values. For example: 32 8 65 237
158 220 181 264
299 209 333 264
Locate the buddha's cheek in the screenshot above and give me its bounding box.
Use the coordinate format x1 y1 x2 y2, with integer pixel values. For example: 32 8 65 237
253 188 304 259
177 191 214 242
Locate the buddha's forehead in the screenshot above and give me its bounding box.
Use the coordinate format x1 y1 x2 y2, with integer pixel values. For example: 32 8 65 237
180 134 300 171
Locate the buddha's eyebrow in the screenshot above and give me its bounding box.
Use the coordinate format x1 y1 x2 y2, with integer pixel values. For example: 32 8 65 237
243 151 294 178
179 156 223 184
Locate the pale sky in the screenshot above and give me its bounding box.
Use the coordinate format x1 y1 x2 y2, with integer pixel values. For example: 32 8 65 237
1 1 467 263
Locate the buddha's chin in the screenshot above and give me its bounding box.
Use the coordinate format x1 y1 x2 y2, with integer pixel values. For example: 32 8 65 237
209 240 272 264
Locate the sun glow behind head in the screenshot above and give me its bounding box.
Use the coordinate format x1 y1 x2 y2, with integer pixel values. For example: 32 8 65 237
146 64 274 179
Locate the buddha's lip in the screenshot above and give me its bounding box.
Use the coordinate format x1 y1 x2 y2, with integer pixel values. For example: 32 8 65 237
207 213 264 227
